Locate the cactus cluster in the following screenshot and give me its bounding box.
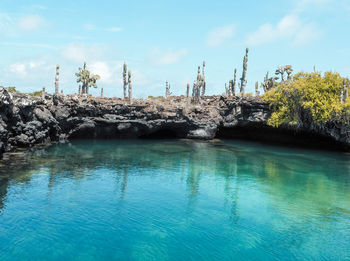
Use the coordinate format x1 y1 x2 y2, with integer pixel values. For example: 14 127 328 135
192 66 204 103
261 72 278 93
75 62 101 95
275 65 293 82
191 62 206 103
122 63 132 101
226 69 237 97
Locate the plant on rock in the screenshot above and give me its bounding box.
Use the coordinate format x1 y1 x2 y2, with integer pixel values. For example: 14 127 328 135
75 62 100 95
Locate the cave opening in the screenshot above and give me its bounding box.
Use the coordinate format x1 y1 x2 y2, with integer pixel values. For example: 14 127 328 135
216 124 348 151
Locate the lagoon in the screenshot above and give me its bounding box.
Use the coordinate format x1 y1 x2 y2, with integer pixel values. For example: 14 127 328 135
0 140 349 260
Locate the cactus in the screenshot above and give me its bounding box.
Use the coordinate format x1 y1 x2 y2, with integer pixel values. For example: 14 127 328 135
192 65 204 103
261 71 278 92
75 62 100 95
275 65 293 82
78 85 81 96
42 86 45 100
101 87 103 97
165 81 169 98
225 83 228 96
232 68 237 96
123 63 127 99
192 81 195 97
61 89 63 95
240 48 249 95
229 80 233 97
286 65 293 81
201 61 206 96
55 64 59 96
128 70 132 101
255 81 260 96
186 83 190 98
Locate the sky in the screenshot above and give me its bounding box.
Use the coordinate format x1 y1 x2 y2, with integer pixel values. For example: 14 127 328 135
1 0 350 98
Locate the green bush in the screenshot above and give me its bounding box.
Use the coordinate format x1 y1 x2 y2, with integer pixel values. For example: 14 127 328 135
263 71 350 127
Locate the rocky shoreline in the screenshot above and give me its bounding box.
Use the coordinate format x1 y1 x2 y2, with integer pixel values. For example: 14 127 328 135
0 87 349 156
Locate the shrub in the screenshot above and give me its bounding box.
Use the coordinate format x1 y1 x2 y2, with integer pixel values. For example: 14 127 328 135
263 71 350 127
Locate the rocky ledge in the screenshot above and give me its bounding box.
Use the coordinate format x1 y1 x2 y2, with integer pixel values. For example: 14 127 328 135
0 87 349 156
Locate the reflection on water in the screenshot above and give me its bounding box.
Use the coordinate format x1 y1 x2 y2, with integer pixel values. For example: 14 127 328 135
0 139 350 260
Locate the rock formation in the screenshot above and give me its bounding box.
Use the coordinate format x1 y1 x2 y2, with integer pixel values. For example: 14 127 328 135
0 87 349 157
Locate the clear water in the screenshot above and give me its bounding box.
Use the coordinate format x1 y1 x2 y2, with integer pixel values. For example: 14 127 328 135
0 140 349 261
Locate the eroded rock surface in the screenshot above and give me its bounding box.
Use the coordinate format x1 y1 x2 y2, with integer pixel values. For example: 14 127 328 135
0 87 349 155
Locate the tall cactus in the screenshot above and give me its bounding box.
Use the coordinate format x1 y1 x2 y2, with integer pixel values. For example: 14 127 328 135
201 61 206 96
165 81 169 98
42 86 46 100
225 83 228 96
128 70 132 101
255 82 260 96
55 64 59 96
78 84 81 96
240 48 249 95
186 83 190 98
101 87 103 97
123 63 128 99
232 68 237 96
229 80 233 97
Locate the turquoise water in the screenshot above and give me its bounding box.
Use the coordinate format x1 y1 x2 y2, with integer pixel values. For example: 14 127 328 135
0 140 349 260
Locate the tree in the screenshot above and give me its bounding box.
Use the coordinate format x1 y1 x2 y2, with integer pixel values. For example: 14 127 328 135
75 62 100 95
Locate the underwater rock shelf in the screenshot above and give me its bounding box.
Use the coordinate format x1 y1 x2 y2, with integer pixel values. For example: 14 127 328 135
0 87 349 155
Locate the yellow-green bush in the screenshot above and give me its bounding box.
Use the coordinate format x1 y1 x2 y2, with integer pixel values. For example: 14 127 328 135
263 72 350 127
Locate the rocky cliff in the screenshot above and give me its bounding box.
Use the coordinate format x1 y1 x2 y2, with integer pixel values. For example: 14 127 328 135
0 87 349 156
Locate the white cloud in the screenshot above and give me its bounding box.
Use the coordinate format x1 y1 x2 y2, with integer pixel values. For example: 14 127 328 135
8 60 49 78
292 24 322 46
247 14 320 46
105 27 122 32
90 61 123 84
150 48 188 65
206 24 236 47
9 63 27 75
62 43 105 63
18 15 47 31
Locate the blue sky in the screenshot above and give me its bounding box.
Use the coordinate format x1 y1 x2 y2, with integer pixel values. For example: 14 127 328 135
0 0 350 97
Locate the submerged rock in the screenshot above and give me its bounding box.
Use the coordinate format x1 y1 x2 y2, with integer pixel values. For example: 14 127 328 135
0 87 349 155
